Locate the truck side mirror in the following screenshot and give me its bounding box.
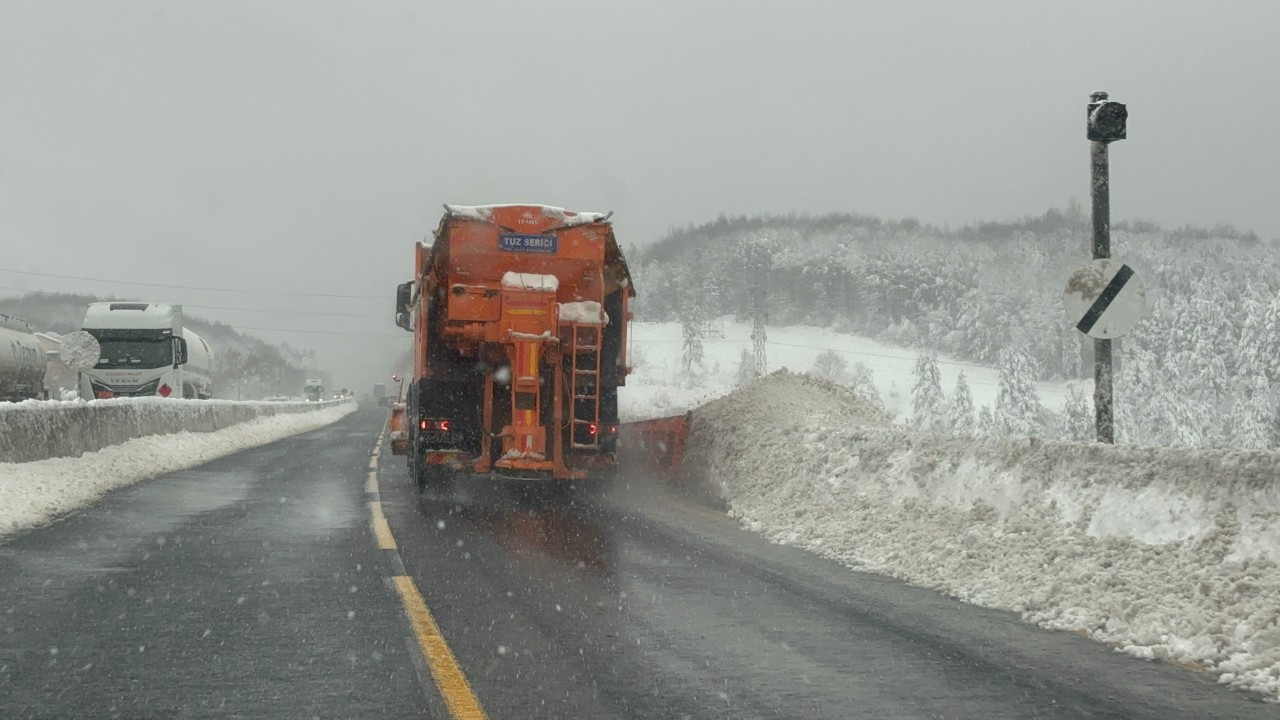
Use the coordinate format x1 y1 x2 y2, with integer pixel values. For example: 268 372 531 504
395 281 413 330
174 337 189 367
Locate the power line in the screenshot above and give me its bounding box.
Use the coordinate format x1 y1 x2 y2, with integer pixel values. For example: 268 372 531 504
227 325 407 339
0 283 386 319
184 303 384 319
0 266 390 300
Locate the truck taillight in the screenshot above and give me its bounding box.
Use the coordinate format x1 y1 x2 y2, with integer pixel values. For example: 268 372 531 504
588 423 598 436
419 419 427 431
420 419 451 431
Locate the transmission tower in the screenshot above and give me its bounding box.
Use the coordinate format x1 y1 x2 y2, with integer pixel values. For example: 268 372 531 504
750 253 768 377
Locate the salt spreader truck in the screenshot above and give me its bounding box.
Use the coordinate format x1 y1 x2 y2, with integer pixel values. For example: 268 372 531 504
391 204 634 490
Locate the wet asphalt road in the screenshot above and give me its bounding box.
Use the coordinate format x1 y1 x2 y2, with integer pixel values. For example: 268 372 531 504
2 407 1277 718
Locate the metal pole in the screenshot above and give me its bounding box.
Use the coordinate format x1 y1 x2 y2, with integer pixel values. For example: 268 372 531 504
1090 131 1114 443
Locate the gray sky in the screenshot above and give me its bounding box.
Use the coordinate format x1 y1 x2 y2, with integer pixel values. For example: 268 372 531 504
2 0 1278 391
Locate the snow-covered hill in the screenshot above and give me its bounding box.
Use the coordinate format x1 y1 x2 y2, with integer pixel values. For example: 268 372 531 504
619 318 1072 422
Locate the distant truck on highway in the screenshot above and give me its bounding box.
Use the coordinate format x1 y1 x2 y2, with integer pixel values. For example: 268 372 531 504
391 203 634 491
76 302 213 400
0 313 48 401
303 378 324 402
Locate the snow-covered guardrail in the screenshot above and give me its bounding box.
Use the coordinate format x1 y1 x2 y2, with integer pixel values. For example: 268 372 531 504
682 370 1280 700
0 398 354 464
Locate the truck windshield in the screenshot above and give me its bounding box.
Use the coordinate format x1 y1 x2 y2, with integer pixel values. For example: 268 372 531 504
95 339 172 369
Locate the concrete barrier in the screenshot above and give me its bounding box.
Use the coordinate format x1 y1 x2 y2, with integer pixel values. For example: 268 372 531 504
0 398 353 464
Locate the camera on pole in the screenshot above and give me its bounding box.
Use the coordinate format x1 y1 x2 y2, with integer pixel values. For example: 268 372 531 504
1087 91 1127 143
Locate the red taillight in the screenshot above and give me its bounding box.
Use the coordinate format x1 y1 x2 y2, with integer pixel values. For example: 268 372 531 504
588 423 598 436
608 425 619 435
419 419 427 431
420 419 451 431
95 390 114 399
439 420 450 432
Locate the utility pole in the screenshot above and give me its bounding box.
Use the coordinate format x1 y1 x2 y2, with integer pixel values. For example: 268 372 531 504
1087 91 1127 443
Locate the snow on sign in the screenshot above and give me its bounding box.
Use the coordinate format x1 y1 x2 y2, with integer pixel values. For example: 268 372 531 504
498 233 558 254
1064 259 1147 339
58 330 101 372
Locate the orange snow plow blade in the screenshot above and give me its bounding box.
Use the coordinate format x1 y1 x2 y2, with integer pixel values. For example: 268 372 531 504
389 403 408 455
618 413 690 476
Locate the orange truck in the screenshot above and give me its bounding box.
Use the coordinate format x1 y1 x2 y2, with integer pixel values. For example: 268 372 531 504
391 204 634 491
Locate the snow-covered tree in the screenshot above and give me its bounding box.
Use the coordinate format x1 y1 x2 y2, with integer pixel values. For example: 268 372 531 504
911 351 947 431
976 405 997 437
1062 385 1093 442
946 371 975 434
679 305 704 371
811 350 849 383
994 347 1044 437
850 362 882 408
735 348 756 386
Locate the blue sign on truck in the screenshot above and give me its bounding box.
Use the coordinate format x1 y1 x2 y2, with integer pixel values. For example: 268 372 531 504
498 233 558 254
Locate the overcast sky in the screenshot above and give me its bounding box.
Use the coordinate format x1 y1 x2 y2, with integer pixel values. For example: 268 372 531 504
2 1 1277 391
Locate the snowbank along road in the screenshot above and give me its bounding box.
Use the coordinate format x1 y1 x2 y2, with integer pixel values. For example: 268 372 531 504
685 370 1280 701
1 405 1275 718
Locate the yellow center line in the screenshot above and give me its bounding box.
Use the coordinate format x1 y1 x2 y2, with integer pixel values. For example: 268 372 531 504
368 501 396 550
368 457 379 470
392 575 490 720
365 471 379 494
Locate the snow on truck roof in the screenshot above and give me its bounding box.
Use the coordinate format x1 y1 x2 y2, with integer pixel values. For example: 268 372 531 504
443 204 612 228
82 302 181 330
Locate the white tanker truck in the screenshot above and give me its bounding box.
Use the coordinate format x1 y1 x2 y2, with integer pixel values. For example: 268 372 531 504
76 302 213 400
0 313 47 401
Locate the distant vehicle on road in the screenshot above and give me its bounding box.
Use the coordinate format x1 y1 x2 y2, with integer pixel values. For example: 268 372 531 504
0 313 47 401
373 382 388 407
303 379 324 402
76 302 213 400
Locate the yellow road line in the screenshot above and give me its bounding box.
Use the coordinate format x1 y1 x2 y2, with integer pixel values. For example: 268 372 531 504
368 457 379 470
368 501 396 550
365 471 379 494
392 575 489 720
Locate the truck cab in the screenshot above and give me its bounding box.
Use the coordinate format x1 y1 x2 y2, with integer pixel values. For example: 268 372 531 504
77 302 212 400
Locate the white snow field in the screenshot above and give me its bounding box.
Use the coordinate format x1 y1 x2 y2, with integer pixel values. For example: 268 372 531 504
619 319 1073 421
0 402 356 536
683 371 1280 700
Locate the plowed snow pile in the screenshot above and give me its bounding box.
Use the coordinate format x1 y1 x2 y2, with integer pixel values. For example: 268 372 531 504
0 402 356 536
684 371 1280 699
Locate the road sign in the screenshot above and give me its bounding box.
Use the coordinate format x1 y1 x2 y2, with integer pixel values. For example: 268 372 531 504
58 331 101 372
1064 259 1146 339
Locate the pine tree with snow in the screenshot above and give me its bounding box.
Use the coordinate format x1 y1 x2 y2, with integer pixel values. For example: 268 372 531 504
811 350 849 383
850 362 882 407
1229 375 1275 450
946 371 975 434
679 302 704 371
734 348 756 386
976 405 997 437
911 351 947 431
994 347 1044 437
1062 385 1093 442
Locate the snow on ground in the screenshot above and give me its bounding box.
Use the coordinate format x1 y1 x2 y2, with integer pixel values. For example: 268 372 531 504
619 318 1072 421
683 371 1280 701
0 402 356 537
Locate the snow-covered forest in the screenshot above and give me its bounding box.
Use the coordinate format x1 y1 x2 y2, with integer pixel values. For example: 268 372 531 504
630 206 1279 448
